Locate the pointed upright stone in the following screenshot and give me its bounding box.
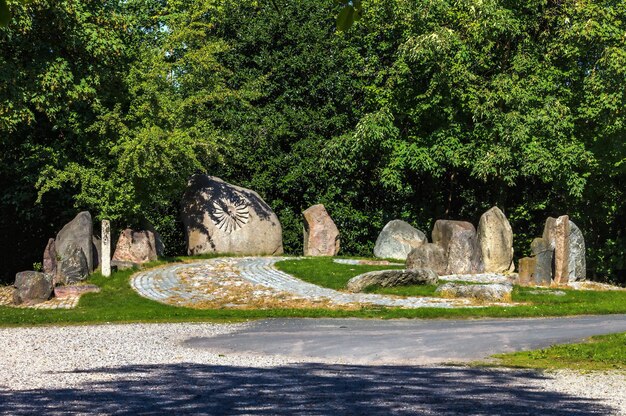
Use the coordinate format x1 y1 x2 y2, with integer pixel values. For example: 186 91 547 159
303 204 340 256
55 211 94 273
543 215 585 283
477 206 514 273
42 238 57 276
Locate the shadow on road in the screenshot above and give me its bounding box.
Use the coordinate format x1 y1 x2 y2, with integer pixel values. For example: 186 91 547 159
0 363 613 415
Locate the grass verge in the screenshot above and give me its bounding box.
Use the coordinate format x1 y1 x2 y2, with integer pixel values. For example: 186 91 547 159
492 332 626 371
0 256 625 326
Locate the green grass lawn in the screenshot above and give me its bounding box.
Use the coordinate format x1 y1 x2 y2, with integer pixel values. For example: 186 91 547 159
492 332 626 371
1 256 626 327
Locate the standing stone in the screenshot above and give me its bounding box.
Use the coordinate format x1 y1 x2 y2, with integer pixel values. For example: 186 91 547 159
406 243 447 276
112 229 158 264
303 204 340 256
373 220 427 260
55 211 94 273
181 175 283 256
432 220 483 274
56 243 89 284
42 238 57 276
13 271 53 305
101 220 111 277
477 207 514 273
518 257 537 286
531 237 553 286
568 221 586 281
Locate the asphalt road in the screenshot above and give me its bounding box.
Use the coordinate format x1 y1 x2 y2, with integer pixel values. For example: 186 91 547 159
184 315 626 364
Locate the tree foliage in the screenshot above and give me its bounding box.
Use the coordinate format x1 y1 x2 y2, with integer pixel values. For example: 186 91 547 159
1 0 625 282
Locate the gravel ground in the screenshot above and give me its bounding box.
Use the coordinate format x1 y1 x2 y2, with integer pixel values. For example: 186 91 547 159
0 323 624 415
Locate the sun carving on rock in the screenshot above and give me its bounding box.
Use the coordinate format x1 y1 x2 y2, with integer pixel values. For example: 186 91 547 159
212 196 250 233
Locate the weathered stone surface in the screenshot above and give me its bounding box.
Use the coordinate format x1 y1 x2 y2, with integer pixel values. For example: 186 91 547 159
112 229 158 264
432 220 483 274
303 204 339 256
543 216 586 283
531 237 553 286
406 243 447 276
435 282 513 302
182 175 283 256
56 243 89 285
42 238 57 275
13 271 53 305
55 211 94 273
101 220 111 277
373 220 427 260
518 257 537 286
347 269 438 292
568 221 586 282
142 220 165 257
477 207 514 273
54 284 100 299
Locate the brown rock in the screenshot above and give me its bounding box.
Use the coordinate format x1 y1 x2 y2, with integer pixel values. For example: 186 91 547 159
518 257 537 286
43 238 57 275
182 175 283 256
112 229 158 264
406 243 447 276
543 216 570 284
13 271 53 305
477 207 514 273
432 220 483 274
303 204 340 256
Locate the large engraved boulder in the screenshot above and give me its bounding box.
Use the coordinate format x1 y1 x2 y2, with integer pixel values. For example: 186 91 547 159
13 271 53 305
406 243 447 276
432 220 483 274
55 211 94 274
303 204 340 256
543 216 586 283
477 207 514 273
182 175 283 256
373 220 427 260
112 229 159 264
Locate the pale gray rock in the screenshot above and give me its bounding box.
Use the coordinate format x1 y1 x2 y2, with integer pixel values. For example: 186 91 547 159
531 237 553 286
13 271 53 305
347 269 438 293
373 220 427 260
55 211 94 273
435 282 513 302
182 175 283 256
406 243 447 276
303 204 339 256
477 207 514 273
568 221 586 281
56 243 89 285
112 229 158 264
432 220 483 274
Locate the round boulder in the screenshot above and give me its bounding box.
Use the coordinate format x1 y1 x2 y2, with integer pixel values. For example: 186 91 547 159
13 271 53 305
373 220 427 260
432 220 483 274
182 175 283 256
112 229 159 264
406 243 447 276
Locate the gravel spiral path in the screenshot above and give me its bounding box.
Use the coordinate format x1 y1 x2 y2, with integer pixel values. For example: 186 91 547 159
131 257 477 309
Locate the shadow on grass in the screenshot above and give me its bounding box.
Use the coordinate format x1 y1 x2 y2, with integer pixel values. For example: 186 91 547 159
0 363 614 415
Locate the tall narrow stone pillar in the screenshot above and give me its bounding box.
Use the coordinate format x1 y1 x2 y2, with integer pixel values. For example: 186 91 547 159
101 220 111 277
